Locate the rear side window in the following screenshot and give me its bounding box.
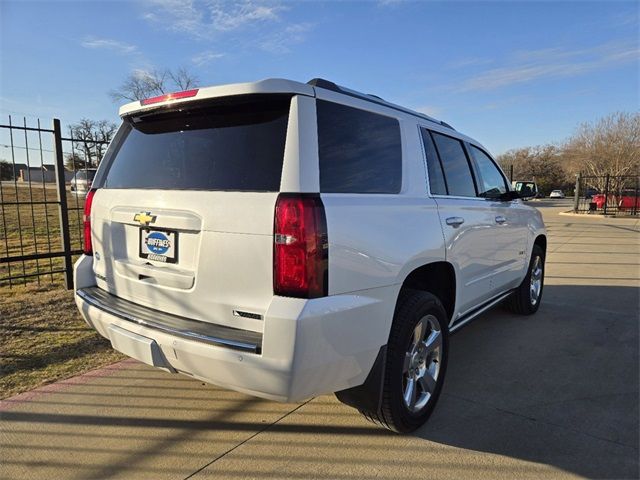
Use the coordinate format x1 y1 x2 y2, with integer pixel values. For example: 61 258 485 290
431 132 476 197
317 100 401 193
99 96 291 191
420 129 447 195
468 145 508 198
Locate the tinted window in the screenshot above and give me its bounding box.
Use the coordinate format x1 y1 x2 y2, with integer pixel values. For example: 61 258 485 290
431 132 476 197
469 145 507 198
317 101 401 193
100 96 290 191
420 129 447 195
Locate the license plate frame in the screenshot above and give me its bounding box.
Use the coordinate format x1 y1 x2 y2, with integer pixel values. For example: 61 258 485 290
139 228 178 264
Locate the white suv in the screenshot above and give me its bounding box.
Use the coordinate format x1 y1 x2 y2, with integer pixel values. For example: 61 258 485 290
74 78 546 432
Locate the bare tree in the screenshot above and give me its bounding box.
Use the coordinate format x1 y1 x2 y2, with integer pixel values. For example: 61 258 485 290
110 67 199 102
66 119 118 169
563 112 640 191
497 144 571 195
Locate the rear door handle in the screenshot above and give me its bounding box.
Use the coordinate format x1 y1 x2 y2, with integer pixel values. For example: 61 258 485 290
495 215 507 224
446 217 465 227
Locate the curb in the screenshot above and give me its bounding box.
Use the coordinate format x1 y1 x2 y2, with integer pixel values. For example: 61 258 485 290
558 210 617 218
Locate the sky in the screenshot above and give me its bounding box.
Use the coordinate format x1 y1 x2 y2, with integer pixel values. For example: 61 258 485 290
1 0 638 156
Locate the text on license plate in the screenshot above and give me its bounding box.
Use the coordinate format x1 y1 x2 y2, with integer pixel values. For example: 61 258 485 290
139 229 178 263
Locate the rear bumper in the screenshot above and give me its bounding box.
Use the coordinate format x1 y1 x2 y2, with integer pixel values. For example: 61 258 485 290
74 257 397 402
77 287 262 354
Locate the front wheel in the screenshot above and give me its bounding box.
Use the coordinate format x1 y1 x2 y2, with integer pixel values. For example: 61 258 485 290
506 244 545 315
359 290 449 433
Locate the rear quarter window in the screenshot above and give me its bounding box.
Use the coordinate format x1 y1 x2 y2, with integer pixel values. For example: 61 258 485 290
317 100 402 194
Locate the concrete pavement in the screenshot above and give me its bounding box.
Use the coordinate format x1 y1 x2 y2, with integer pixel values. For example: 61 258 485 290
1 200 638 479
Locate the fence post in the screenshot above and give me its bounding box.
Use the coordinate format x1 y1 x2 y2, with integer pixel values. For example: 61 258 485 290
573 173 581 213
634 177 639 217
53 119 73 289
603 174 610 216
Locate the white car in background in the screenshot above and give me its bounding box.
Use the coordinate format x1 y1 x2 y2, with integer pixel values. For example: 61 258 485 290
74 78 547 433
549 190 565 198
70 169 97 196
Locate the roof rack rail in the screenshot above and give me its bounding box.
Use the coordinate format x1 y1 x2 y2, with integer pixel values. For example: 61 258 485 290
306 78 454 130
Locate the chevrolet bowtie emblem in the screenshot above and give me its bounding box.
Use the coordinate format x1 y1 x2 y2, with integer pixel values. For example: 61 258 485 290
134 212 157 226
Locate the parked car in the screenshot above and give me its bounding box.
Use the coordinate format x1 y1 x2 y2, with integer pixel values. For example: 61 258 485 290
549 190 565 198
618 190 640 211
512 181 541 199
584 187 599 199
593 190 640 211
74 78 547 433
70 169 97 195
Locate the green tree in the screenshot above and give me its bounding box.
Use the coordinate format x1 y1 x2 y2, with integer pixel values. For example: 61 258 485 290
64 153 91 171
0 159 13 180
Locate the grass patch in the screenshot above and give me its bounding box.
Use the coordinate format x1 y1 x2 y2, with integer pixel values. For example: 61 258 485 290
0 284 125 399
1 184 84 288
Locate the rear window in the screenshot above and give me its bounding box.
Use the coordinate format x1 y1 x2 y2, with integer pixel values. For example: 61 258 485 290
317 100 402 194
98 95 291 191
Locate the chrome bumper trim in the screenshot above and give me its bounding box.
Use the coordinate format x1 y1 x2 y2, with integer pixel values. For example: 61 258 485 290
77 287 262 354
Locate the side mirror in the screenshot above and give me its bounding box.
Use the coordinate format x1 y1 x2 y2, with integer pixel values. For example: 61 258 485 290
500 190 522 201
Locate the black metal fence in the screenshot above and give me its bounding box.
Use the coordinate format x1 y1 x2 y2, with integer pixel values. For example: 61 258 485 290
573 174 640 216
0 116 109 289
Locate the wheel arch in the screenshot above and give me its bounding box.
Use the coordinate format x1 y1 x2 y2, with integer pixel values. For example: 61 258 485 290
399 261 456 322
534 234 547 255
335 261 456 412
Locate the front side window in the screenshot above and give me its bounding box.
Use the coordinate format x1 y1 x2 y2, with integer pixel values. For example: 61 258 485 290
469 145 507 198
431 132 476 197
317 100 402 194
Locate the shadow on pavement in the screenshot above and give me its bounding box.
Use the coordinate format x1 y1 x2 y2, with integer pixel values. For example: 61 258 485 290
416 284 639 479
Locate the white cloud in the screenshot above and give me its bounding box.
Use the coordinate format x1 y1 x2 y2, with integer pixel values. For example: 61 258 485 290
81 37 138 55
191 50 225 66
208 1 282 31
608 10 639 28
131 68 154 81
447 57 494 69
260 23 313 54
142 0 204 37
457 41 639 92
143 0 285 38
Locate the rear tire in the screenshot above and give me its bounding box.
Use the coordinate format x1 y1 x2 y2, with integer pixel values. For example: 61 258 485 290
506 244 545 315
357 289 449 433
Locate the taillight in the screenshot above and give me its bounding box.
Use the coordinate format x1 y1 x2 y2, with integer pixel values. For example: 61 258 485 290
274 194 328 298
83 189 96 255
140 89 199 106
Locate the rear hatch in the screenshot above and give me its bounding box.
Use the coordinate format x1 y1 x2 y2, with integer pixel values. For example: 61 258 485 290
89 95 292 332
